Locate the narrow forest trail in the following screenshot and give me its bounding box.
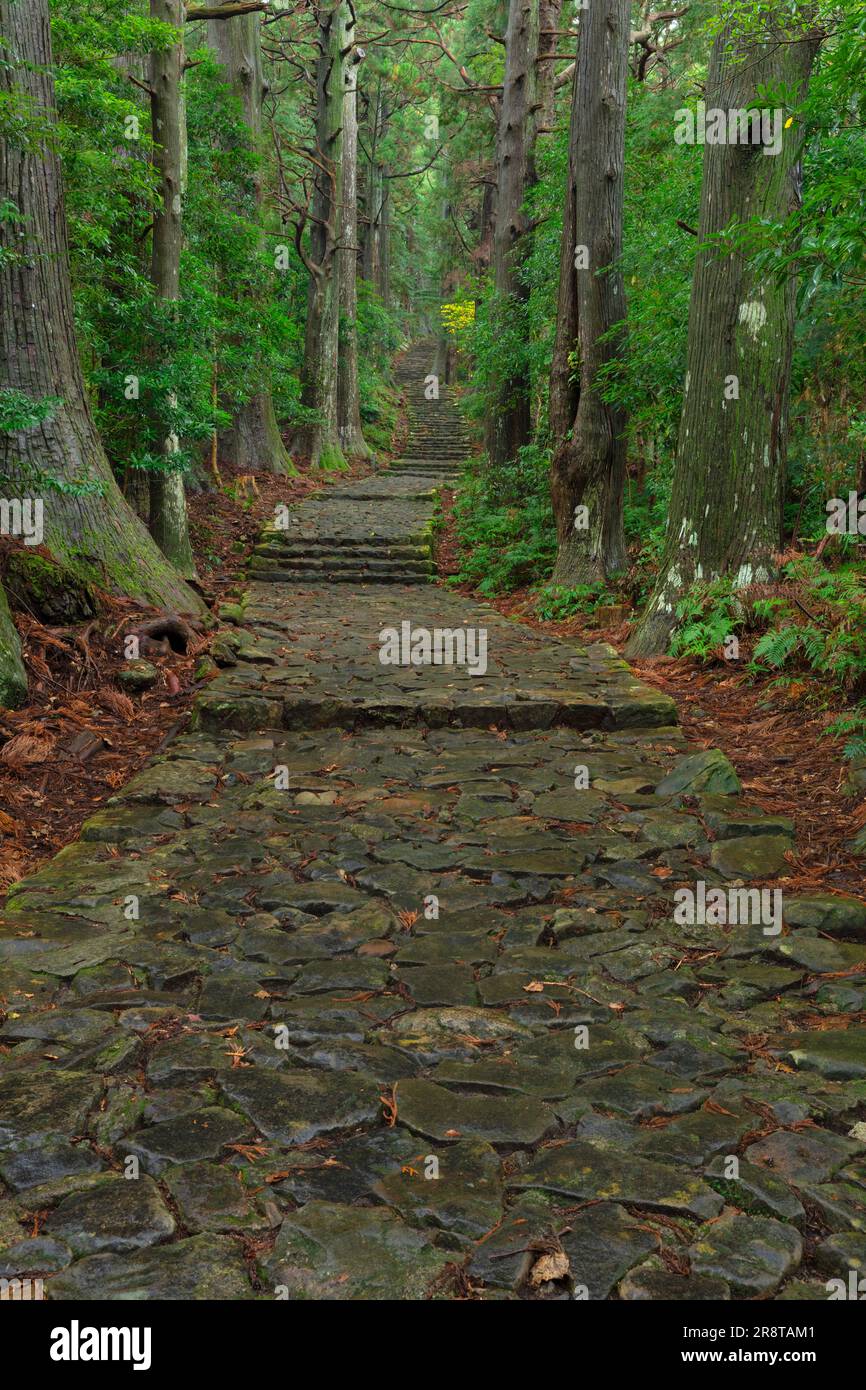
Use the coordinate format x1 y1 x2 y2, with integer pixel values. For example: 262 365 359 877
1 345 865 1300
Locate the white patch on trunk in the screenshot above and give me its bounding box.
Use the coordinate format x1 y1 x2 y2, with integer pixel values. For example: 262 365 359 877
738 301 767 340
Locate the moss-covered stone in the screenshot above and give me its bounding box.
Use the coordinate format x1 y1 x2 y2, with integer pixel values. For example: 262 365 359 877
0 580 27 709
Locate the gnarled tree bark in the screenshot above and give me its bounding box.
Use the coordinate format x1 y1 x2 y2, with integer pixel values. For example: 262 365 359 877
0 580 26 709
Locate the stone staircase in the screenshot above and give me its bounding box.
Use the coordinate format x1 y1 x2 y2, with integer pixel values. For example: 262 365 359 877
248 340 466 585
387 341 469 481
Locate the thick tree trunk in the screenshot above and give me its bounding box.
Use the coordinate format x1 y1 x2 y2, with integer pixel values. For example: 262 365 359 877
377 178 391 308
487 0 539 468
549 0 628 585
547 27 579 447
476 176 496 275
0 580 26 709
537 0 563 131
361 83 391 306
626 21 819 656
0 0 200 614
149 0 197 576
336 31 370 460
208 10 294 475
295 4 347 470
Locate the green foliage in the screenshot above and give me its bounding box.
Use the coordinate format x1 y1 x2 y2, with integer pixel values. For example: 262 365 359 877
534 582 617 621
668 579 745 659
749 558 866 696
452 443 556 594
0 388 61 435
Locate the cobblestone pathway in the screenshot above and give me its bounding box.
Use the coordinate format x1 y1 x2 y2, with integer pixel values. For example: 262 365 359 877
1 345 865 1300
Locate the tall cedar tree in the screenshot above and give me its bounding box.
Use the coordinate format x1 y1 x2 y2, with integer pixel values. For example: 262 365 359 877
548 0 629 585
487 0 540 468
294 3 349 470
207 8 295 475
148 0 198 578
627 17 820 656
337 13 370 460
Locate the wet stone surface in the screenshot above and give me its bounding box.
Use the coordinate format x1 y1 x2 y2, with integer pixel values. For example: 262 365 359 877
1 350 864 1300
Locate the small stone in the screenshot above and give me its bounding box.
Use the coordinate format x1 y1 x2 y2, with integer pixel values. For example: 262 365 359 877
117 660 159 692
510 1141 724 1220
164 1162 267 1234
705 1155 806 1226
687 1211 802 1297
117 1106 251 1177
0 1070 102 1147
709 835 791 879
814 1232 866 1278
655 750 741 797
784 893 866 941
560 1202 657 1299
744 1128 860 1185
618 1259 730 1301
783 1030 866 1080
0 1137 103 1193
372 1139 503 1244
46 1175 175 1256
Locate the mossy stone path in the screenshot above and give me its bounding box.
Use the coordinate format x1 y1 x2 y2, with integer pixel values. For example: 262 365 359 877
1 345 865 1300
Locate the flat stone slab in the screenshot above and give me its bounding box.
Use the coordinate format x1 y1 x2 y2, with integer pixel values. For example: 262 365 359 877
219 1068 380 1145
510 1141 725 1220
395 1078 554 1146
195 584 676 735
46 1234 254 1300
263 1201 452 1300
46 1175 175 1256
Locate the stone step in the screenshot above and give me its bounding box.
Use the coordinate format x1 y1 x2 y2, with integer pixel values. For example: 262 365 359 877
254 542 432 562
251 554 434 576
248 567 433 585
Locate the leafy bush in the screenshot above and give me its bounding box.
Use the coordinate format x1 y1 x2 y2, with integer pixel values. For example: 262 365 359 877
452 443 556 594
